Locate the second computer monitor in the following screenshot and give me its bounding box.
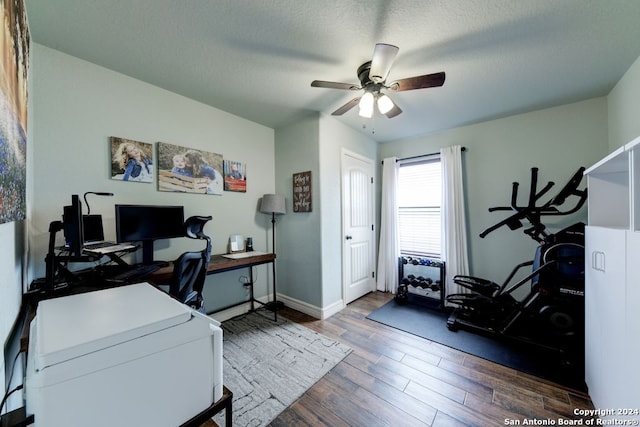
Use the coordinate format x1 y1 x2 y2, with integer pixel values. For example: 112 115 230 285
115 204 185 264
63 194 84 257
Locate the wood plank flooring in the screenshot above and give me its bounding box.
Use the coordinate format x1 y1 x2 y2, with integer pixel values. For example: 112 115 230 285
268 291 595 427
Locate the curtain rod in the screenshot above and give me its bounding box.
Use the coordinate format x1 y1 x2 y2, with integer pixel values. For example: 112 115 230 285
382 146 466 164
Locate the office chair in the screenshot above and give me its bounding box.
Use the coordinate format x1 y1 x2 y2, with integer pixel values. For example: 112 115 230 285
169 215 212 312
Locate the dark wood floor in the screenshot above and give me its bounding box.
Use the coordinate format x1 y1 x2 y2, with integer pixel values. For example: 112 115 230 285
267 291 594 427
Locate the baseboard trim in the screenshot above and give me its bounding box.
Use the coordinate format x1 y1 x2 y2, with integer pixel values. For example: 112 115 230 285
321 298 346 319
207 303 252 323
207 294 345 321
277 294 345 320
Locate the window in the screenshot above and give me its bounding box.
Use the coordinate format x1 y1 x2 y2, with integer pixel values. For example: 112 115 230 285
397 157 442 258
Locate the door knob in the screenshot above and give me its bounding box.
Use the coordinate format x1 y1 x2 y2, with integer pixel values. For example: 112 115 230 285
345 235 353 240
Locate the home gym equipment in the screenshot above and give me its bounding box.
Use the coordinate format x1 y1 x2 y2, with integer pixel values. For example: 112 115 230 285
445 167 587 357
395 256 445 307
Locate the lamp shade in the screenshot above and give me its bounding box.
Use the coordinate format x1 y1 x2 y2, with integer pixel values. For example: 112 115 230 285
358 92 374 118
260 194 286 214
377 94 394 114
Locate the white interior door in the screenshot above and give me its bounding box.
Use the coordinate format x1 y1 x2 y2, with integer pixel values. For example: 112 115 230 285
342 150 375 304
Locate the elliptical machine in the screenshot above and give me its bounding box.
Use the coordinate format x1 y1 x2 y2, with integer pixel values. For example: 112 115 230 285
445 167 587 357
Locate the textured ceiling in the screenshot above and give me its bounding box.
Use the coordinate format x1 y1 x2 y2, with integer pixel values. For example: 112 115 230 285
24 0 640 142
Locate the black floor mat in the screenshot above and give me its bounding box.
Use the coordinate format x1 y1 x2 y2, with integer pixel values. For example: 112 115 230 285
366 295 586 391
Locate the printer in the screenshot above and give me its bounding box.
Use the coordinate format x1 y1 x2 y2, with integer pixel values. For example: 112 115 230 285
26 283 223 427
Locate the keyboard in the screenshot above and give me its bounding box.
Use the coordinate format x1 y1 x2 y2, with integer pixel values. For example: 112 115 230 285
109 263 164 282
222 251 267 259
84 241 118 249
84 242 136 254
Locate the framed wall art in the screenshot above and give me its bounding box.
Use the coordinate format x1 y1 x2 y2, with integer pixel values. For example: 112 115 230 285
157 141 223 195
0 0 29 224
223 160 246 192
110 137 154 183
293 171 312 212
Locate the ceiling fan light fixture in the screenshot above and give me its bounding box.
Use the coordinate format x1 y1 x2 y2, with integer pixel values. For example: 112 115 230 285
358 91 374 118
377 94 394 114
369 43 399 83
311 43 444 119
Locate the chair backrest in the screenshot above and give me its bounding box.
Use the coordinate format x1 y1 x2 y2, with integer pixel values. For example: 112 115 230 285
170 215 212 310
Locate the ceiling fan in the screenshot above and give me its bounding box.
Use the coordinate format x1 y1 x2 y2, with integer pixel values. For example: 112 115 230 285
311 43 445 119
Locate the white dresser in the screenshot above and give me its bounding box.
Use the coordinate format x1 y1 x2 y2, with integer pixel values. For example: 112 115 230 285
26 283 223 427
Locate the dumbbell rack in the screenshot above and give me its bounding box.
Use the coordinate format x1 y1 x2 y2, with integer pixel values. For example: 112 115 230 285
396 256 446 308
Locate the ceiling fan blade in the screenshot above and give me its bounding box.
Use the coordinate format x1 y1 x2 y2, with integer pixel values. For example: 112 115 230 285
332 97 361 116
390 71 446 92
369 43 399 83
385 103 403 118
311 80 360 90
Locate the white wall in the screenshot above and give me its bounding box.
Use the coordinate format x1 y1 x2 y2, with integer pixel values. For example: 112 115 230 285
274 114 322 308
318 115 377 307
0 221 26 413
29 44 276 313
380 98 608 286
274 113 377 318
609 55 640 150
0 223 24 346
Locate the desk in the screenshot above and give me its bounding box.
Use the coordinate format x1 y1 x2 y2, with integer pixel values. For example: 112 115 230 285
152 252 279 321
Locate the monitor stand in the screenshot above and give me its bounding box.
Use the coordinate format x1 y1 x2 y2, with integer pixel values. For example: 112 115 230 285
141 241 155 265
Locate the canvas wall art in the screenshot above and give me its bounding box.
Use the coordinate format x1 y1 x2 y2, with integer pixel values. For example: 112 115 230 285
223 160 246 192
0 0 29 224
110 137 154 183
157 141 223 195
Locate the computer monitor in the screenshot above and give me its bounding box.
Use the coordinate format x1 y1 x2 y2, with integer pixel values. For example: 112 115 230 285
62 194 84 257
115 204 185 264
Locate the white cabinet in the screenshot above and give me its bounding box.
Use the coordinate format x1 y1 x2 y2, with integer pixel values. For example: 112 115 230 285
584 136 640 415
584 226 626 410
625 231 640 407
585 146 629 228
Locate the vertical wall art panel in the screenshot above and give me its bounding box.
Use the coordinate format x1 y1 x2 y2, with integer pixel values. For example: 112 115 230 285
0 0 29 223
223 159 246 192
293 171 312 212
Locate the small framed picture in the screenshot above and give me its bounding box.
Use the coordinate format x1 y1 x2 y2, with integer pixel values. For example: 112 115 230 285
223 160 247 192
293 171 312 212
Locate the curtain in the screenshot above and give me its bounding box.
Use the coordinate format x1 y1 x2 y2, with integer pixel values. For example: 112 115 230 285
440 146 470 300
376 157 399 293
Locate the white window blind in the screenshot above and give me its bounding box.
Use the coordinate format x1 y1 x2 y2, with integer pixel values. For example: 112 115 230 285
397 158 442 257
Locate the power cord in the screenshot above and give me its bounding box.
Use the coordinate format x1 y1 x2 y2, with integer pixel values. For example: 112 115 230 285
0 385 23 414
252 266 259 284
1 351 22 414
239 267 260 285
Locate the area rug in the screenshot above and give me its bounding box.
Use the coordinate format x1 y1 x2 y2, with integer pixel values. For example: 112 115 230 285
213 312 352 427
367 296 586 391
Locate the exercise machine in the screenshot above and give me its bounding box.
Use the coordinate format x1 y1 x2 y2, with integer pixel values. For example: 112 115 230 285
445 167 587 357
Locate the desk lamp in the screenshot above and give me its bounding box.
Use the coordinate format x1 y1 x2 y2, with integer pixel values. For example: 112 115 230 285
83 191 114 215
259 194 286 313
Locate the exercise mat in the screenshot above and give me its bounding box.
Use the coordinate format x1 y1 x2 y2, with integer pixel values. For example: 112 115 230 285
367 295 586 391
